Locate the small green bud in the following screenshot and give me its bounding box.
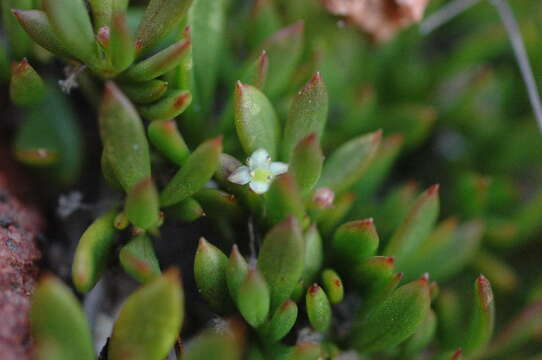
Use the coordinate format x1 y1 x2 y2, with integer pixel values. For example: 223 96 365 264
194 238 230 312
72 210 118 293
238 269 270 327
119 234 161 283
306 284 332 332
148 119 190 166
10 58 45 107
321 269 344 304
109 269 184 360
114 212 129 230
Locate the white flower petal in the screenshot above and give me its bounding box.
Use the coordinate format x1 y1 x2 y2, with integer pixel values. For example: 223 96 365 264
249 180 270 194
269 162 288 176
228 166 251 185
248 148 271 170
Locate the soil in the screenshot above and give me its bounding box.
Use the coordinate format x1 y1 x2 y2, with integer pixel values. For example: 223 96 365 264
0 148 43 360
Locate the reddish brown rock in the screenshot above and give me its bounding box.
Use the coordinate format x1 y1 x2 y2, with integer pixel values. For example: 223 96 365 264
0 149 43 359
322 0 430 42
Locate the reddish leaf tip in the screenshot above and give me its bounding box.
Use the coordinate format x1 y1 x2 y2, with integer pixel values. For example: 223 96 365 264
372 129 383 145
428 184 440 195
384 256 395 265
452 349 463 360
420 272 430 283
308 283 320 294
174 92 191 108
12 58 29 74
198 237 209 249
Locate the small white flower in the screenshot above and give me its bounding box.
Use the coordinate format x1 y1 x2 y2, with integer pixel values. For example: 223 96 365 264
228 149 288 194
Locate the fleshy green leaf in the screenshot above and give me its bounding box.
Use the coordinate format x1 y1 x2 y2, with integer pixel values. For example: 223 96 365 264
123 39 191 82
321 269 344 305
188 0 228 114
121 79 169 104
148 119 190 166
119 234 161 283
135 0 193 54
351 276 431 352
2 0 32 59
72 210 117 293
139 89 192 121
109 269 183 360
11 9 71 58
124 177 160 230
462 275 495 357
289 133 324 195
258 217 304 310
317 130 381 194
194 237 231 312
384 184 440 269
402 308 437 356
99 82 151 191
9 58 45 107
234 82 280 158
238 269 270 328
110 12 135 73
282 73 328 161
264 173 305 226
333 218 379 266
194 188 243 221
31 275 95 360
306 284 331 332
164 197 205 222
302 225 323 287
226 244 249 304
43 0 98 63
160 136 222 206
260 299 298 342
257 21 304 98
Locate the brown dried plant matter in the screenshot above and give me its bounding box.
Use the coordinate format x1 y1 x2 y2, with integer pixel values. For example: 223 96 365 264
0 147 42 360
323 0 431 42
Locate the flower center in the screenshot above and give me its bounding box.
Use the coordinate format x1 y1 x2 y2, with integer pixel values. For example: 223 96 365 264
251 168 272 183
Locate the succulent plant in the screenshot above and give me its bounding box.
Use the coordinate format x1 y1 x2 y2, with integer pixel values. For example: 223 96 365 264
1 0 542 359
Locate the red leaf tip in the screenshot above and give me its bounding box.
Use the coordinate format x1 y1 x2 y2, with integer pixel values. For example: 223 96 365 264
420 272 430 283
428 184 440 195
452 349 463 360
308 283 320 294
